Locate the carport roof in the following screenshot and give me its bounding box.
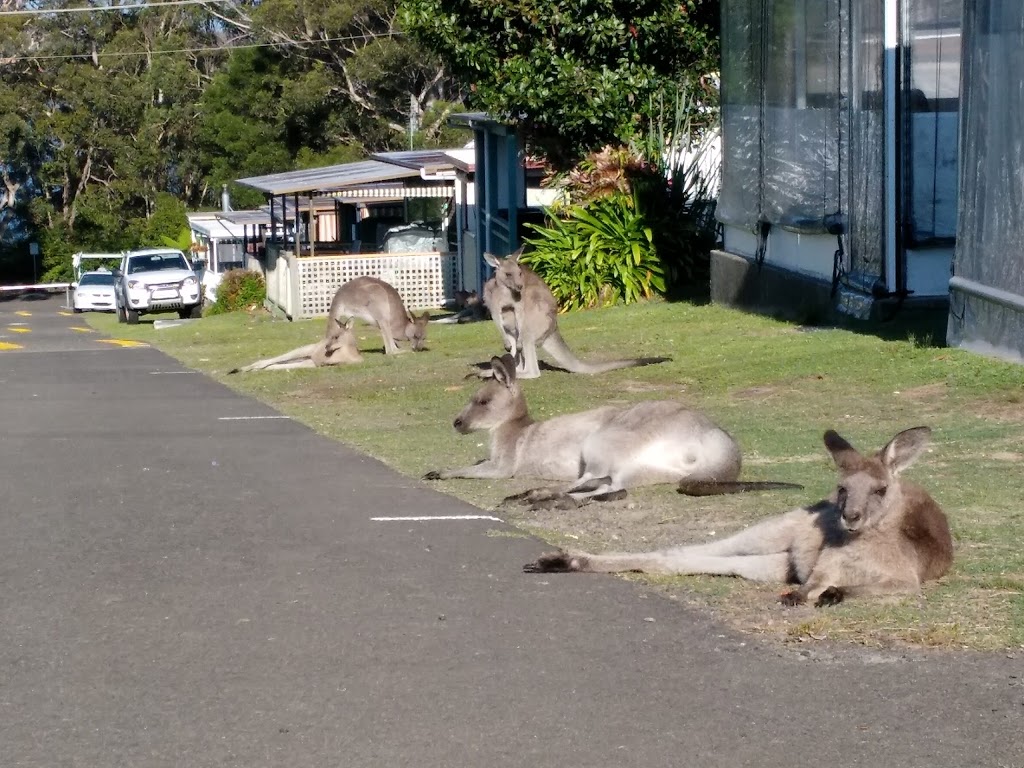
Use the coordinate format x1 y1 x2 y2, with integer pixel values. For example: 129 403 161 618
236 160 421 196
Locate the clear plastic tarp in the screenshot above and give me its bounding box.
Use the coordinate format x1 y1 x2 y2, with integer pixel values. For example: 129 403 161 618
717 0 965 295
948 1 1024 362
718 0 884 287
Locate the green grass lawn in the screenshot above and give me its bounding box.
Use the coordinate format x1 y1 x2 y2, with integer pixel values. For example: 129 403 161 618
89 301 1024 650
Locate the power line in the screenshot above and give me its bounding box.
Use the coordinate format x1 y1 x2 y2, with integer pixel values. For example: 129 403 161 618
1 31 403 63
0 0 224 15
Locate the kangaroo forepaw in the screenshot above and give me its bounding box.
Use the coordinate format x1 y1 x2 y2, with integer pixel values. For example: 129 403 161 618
530 494 581 511
815 586 845 607
779 590 806 607
523 551 581 573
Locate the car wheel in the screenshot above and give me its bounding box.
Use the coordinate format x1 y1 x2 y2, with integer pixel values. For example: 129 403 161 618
188 304 203 319
73 307 83 314
126 308 140 325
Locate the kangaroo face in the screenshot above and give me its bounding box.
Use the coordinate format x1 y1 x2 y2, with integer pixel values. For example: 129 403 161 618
834 463 892 533
484 249 526 300
405 312 430 351
824 426 932 534
452 354 525 434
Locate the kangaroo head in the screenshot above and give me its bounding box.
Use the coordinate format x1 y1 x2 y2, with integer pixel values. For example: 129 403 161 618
453 289 479 309
824 427 932 533
484 248 526 299
452 354 526 434
405 311 430 351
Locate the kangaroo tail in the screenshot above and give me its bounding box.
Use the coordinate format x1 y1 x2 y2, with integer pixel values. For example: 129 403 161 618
524 549 678 574
677 480 805 497
541 330 669 374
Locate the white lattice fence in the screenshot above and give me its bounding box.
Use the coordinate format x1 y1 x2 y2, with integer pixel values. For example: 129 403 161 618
297 252 458 319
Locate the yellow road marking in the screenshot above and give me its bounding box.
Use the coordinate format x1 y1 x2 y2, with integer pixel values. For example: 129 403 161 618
58 311 74 317
8 327 31 333
0 341 24 351
14 310 31 317
70 326 95 333
96 339 149 348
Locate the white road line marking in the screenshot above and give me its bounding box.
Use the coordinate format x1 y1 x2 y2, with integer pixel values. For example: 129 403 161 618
371 515 504 522
218 415 290 421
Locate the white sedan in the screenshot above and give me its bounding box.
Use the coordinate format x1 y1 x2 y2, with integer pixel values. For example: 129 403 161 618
73 271 117 313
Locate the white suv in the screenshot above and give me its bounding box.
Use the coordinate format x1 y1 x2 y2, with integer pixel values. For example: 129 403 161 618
115 248 204 324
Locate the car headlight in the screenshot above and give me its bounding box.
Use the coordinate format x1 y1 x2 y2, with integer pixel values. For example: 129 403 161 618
127 279 141 289
181 276 198 287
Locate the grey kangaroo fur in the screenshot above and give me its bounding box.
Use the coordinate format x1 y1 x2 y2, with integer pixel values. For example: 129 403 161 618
229 319 362 373
432 289 489 325
325 276 430 354
525 427 955 607
482 249 668 379
424 354 799 508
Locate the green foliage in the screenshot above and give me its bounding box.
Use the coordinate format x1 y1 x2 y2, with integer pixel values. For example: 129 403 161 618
401 0 720 168
207 269 267 315
141 194 190 248
523 192 664 311
1 0 462 270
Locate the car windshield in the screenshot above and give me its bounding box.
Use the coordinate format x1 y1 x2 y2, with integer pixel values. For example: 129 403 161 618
128 254 189 273
79 273 115 286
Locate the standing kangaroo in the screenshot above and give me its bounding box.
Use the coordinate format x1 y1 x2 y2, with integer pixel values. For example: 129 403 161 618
424 354 798 506
524 427 955 607
482 250 667 379
325 276 429 355
229 319 362 373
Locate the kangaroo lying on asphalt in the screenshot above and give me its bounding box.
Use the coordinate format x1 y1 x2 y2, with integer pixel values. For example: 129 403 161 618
424 354 798 507
524 426 954 607
229 319 362 373
325 276 429 354
482 250 667 378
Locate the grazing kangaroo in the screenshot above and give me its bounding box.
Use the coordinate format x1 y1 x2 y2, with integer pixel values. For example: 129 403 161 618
325 276 430 354
229 319 362 373
482 250 667 379
524 427 955 607
424 354 798 507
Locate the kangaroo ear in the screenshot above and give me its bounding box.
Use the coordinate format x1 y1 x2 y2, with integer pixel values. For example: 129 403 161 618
344 318 354 330
420 311 431 323
508 246 524 262
490 354 517 388
878 426 932 474
483 252 501 268
824 430 861 471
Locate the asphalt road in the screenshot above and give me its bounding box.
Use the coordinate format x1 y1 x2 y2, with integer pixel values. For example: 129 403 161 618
2 295 1022 768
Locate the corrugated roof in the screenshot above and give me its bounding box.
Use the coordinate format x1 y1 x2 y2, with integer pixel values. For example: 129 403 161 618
217 210 274 226
236 160 421 196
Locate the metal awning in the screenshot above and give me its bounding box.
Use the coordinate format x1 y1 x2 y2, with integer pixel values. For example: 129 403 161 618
236 160 421 196
217 210 273 227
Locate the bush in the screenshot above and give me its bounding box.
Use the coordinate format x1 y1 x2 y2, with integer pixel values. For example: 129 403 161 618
206 269 266 315
522 192 664 311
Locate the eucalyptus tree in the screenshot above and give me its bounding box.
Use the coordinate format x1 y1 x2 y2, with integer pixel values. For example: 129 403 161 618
400 0 720 168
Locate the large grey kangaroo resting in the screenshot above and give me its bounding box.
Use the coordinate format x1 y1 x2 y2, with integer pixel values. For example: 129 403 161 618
482 250 667 379
424 354 798 506
325 276 430 354
229 319 362 373
525 427 955 607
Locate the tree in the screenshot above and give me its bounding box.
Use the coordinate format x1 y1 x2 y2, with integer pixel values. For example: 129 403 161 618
400 0 719 168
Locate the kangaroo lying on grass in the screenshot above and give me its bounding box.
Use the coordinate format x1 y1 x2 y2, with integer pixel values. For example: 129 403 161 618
482 250 668 379
325 276 430 354
424 354 798 507
229 319 362 373
524 426 954 607
432 289 489 325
